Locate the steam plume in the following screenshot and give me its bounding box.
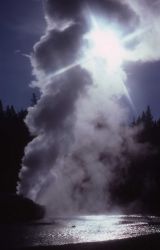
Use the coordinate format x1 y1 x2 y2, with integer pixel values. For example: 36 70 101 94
17 0 160 215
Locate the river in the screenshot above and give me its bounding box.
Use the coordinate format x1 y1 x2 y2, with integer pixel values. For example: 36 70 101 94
1 215 160 248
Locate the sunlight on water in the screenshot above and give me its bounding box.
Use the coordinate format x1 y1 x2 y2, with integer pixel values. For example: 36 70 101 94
1 215 160 248
46 215 160 245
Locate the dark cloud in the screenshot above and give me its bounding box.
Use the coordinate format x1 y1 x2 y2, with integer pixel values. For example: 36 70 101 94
45 0 83 20
34 23 86 74
46 0 138 33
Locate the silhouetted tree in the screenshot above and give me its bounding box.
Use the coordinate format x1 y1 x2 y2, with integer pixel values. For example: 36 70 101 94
0 100 31 193
109 106 160 215
145 106 153 127
0 100 3 117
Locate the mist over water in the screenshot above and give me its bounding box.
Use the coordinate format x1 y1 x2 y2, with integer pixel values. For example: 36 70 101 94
17 0 160 216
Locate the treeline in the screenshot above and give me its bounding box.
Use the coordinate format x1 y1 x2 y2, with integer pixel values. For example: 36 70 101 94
1 100 160 214
110 106 160 214
0 101 31 193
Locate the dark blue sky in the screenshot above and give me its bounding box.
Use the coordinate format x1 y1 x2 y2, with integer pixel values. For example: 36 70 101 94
0 0 160 118
0 0 45 110
126 61 160 119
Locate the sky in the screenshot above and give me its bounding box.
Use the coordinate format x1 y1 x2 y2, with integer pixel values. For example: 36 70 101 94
0 0 160 118
0 0 45 110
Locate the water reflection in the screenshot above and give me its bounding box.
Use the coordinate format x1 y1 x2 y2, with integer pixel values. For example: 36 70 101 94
1 215 160 248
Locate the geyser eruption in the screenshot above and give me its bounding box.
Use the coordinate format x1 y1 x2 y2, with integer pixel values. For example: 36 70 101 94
17 0 160 215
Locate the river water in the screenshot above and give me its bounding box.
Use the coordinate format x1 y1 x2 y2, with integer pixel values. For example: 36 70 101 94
1 215 160 248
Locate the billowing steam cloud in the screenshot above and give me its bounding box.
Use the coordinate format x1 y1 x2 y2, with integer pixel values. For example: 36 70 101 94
17 0 160 215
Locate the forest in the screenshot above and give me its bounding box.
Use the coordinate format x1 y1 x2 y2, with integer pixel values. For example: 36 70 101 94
0 100 30 193
0 98 160 214
110 106 160 214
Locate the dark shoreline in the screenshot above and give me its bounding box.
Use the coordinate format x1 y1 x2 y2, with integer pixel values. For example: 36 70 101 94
10 233 160 250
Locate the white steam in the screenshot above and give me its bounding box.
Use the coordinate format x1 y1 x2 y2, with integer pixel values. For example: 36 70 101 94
17 0 160 215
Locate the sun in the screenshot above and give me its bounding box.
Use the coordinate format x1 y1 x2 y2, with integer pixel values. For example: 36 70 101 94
82 21 134 109
85 27 128 71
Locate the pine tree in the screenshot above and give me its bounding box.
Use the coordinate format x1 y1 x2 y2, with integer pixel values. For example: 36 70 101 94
0 100 4 118
145 105 153 129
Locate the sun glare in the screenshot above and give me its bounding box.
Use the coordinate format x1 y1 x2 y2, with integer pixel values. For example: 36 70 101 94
82 21 134 109
85 28 128 71
44 12 134 110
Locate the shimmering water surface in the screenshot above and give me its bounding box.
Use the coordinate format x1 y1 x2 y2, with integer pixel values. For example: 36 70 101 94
1 215 160 248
